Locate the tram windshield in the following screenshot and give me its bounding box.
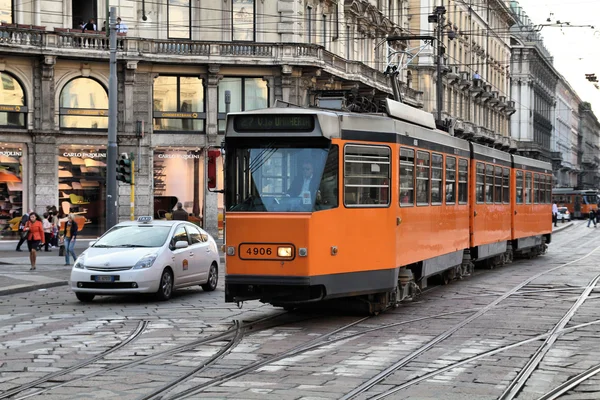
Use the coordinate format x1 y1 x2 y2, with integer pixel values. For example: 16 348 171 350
226 140 338 212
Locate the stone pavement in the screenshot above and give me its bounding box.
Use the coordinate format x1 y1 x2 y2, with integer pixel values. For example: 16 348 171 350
0 238 226 297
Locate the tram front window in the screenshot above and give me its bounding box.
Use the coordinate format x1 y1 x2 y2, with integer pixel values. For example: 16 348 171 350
227 143 339 212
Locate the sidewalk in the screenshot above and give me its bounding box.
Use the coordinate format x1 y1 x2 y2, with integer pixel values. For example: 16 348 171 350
0 239 225 297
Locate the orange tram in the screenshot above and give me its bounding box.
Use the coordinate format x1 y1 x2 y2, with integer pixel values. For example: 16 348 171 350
220 99 552 313
551 188 599 219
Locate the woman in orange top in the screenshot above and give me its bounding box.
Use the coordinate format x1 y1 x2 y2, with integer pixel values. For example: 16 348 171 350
23 213 45 270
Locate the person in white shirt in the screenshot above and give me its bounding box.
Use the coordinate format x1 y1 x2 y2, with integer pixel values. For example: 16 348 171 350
116 18 128 34
552 201 559 227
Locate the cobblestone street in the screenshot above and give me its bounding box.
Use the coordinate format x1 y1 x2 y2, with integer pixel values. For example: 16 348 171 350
2 222 600 399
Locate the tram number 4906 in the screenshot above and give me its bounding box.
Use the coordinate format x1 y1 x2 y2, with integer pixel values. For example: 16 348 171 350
246 247 272 256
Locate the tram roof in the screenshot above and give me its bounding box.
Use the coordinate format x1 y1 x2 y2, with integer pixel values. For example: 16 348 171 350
225 105 470 153
512 154 552 173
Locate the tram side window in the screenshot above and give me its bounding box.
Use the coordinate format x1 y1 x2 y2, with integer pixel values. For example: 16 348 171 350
399 148 414 206
458 159 468 204
344 145 390 207
525 172 532 204
516 171 524 204
533 173 540 204
445 156 456 204
476 162 485 203
546 176 552 203
431 153 443 205
502 168 510 204
416 151 430 205
494 166 502 204
485 164 494 204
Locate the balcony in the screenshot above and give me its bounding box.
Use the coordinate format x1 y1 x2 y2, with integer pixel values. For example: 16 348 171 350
0 25 397 98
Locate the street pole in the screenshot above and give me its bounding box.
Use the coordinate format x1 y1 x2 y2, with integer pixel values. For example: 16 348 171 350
106 6 118 229
130 153 135 221
436 2 444 125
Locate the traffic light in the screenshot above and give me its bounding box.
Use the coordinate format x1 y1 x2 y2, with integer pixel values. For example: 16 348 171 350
116 153 132 184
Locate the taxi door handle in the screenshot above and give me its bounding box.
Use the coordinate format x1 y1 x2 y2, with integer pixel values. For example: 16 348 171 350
189 252 194 257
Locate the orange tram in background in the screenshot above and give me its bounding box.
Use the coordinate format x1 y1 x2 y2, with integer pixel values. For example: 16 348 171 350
551 188 599 219
219 99 552 313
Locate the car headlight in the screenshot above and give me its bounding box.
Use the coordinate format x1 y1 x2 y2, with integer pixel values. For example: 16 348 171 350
133 254 158 270
73 254 86 269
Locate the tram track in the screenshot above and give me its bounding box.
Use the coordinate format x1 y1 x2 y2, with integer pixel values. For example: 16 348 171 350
536 363 600 400
0 319 150 400
7 311 319 400
337 237 600 400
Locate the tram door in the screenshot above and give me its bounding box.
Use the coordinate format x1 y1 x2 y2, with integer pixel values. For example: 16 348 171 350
574 196 581 219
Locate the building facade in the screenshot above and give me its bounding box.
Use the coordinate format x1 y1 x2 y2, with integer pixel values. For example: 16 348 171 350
552 77 581 188
407 0 516 149
579 102 600 189
0 0 420 239
509 2 559 162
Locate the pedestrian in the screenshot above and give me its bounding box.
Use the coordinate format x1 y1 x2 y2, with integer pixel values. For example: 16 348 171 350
42 213 53 252
82 18 97 32
587 209 597 228
15 209 31 252
172 202 189 221
63 214 78 266
552 201 558 227
51 210 60 248
24 213 44 270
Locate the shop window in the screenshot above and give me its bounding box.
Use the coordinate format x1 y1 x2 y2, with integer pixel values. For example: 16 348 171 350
445 156 456 204
0 145 24 234
153 150 206 227
168 0 191 39
218 77 268 132
458 159 468 204
58 146 107 237
153 76 205 133
232 0 255 41
0 0 12 24
399 147 414 206
476 162 484 203
516 170 524 204
344 144 390 207
0 72 27 128
59 78 108 129
416 151 430 206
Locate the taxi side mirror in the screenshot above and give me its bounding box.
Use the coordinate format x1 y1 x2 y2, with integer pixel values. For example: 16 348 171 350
175 241 189 249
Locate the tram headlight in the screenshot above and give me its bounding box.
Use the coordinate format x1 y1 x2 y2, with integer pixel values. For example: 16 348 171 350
277 246 293 258
226 246 235 256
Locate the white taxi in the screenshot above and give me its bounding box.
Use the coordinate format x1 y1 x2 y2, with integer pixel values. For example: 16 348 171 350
70 217 220 302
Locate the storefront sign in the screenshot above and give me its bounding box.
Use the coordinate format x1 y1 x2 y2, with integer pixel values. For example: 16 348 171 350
0 105 27 112
0 150 22 157
62 152 107 159
60 108 108 116
154 111 204 119
157 152 201 160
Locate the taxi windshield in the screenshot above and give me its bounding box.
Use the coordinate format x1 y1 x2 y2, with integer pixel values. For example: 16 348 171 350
93 225 172 248
226 140 339 212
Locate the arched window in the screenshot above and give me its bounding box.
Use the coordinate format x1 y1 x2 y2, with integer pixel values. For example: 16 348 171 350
59 78 108 129
0 72 26 128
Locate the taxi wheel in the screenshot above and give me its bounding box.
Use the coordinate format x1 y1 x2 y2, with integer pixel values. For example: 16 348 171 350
156 269 174 301
76 293 95 303
201 263 218 292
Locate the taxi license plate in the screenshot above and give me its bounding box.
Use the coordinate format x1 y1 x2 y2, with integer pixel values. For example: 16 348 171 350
93 275 116 282
239 244 279 260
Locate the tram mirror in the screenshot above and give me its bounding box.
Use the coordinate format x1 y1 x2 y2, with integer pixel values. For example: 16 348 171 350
207 148 221 191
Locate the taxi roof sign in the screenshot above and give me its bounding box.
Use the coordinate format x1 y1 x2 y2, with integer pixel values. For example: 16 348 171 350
137 216 153 223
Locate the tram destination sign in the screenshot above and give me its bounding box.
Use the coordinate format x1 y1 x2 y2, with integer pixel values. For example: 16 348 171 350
234 114 315 132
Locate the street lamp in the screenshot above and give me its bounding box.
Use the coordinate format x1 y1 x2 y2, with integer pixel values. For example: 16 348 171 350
428 4 456 128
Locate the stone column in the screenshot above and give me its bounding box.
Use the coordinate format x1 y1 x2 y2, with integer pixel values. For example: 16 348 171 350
40 56 55 131
203 65 222 239
32 134 58 214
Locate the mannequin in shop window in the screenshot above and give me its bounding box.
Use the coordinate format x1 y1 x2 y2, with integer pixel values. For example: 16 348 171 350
172 202 189 221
